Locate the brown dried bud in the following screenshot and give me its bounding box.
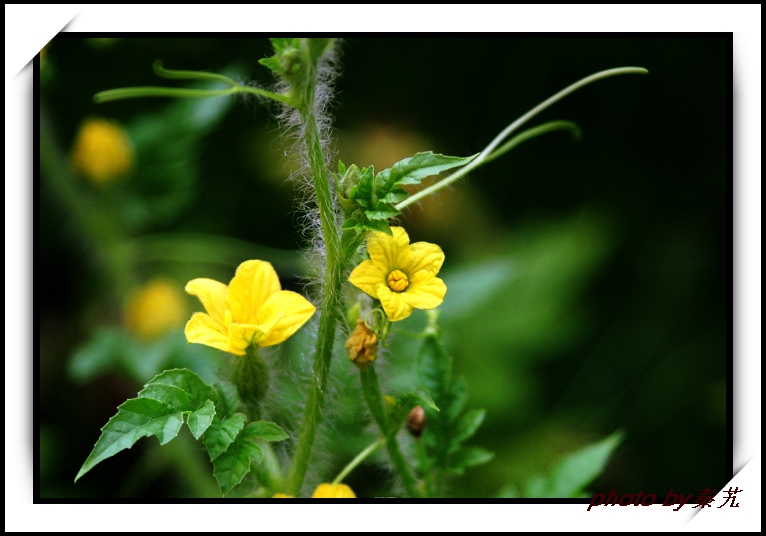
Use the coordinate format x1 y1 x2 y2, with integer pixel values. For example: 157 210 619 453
406 405 426 438
345 318 377 369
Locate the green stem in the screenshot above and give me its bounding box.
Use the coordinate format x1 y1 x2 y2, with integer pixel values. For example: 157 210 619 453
359 365 421 498
285 45 345 496
332 438 384 485
396 66 648 211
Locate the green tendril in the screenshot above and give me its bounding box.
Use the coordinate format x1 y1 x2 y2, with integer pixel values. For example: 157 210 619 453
396 66 648 211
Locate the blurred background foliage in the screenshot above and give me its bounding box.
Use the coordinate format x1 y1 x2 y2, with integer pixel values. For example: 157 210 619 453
38 37 728 499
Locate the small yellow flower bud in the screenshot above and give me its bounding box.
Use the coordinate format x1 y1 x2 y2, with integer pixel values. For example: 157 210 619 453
70 117 133 185
312 483 356 498
345 319 377 369
124 279 186 341
272 493 294 498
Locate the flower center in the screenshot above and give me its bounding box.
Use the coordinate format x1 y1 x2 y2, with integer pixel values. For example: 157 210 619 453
387 270 409 292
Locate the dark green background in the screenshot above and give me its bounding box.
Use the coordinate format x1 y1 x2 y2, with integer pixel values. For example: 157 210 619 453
39 36 729 499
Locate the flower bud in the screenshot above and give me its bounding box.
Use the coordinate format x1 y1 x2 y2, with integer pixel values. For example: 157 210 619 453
345 318 377 369
406 405 426 439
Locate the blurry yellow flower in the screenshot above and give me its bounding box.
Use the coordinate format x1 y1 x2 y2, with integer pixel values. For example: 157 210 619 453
272 493 294 498
125 278 186 341
312 483 356 498
348 227 446 322
185 260 315 356
70 117 133 185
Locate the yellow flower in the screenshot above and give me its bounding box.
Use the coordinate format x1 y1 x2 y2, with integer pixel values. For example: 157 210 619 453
272 493 294 498
70 117 133 185
348 227 446 322
185 260 316 356
124 278 186 341
311 483 356 498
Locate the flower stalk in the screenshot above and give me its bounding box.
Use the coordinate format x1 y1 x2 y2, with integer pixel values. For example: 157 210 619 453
359 364 421 498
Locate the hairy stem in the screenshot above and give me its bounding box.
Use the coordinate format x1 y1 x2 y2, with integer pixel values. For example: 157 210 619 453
359 365 421 498
284 44 345 495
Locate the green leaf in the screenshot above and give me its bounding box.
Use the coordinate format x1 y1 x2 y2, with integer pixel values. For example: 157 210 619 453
75 398 183 482
448 447 494 474
416 334 452 410
212 437 263 495
447 376 467 422
342 217 361 231
246 420 289 442
187 399 216 440
355 166 375 208
380 152 477 189
363 219 393 235
365 202 400 221
214 381 240 417
142 368 219 409
540 431 624 498
381 188 408 204
212 421 268 494
202 413 247 462
451 408 486 447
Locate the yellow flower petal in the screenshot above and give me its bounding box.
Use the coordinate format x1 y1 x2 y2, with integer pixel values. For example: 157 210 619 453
185 278 229 326
367 227 411 272
376 284 415 322
348 259 386 298
228 260 281 325
402 272 447 309
311 483 356 498
254 291 316 347
404 242 445 276
272 493 294 498
185 312 235 354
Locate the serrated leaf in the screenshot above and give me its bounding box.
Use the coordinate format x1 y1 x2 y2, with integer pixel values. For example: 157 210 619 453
202 412 247 461
138 383 191 411
416 334 452 410
448 447 494 474
246 420 289 442
75 398 183 482
212 428 264 495
143 368 219 410
187 399 216 440
381 188 408 204
363 219 393 235
447 377 467 423
544 431 624 498
268 38 301 53
381 152 477 190
258 56 282 73
214 382 240 417
355 166 375 208
451 408 486 447
337 160 346 175
365 202 400 221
